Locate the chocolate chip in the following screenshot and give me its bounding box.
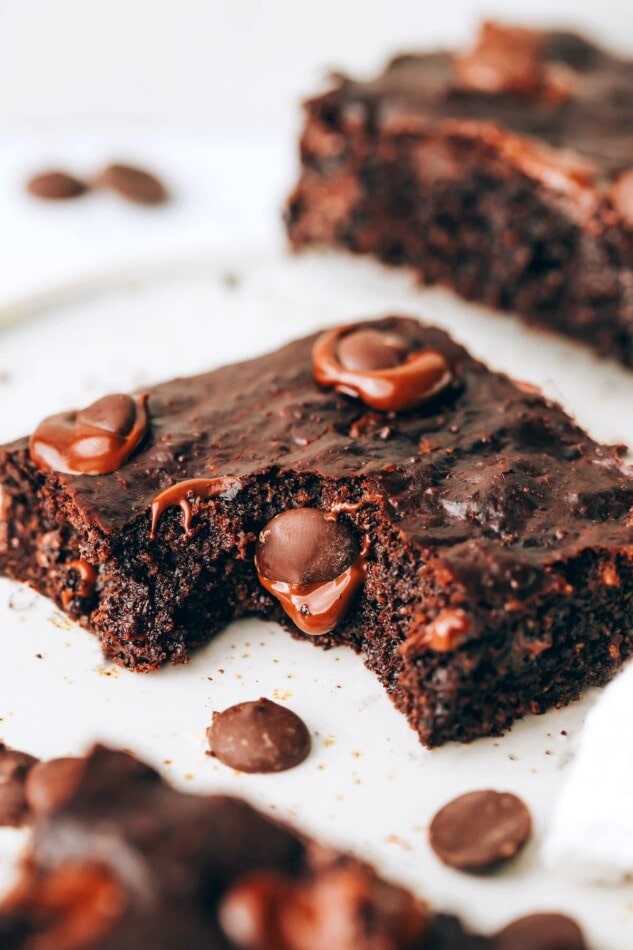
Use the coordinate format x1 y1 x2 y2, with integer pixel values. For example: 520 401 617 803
207 698 311 773
429 789 531 870
256 508 359 586
0 746 39 826
76 394 137 436
24 757 84 816
97 163 168 205
26 171 87 201
337 328 408 371
29 393 148 476
494 913 587 950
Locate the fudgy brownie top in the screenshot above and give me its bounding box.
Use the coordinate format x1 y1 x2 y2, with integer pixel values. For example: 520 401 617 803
313 24 633 182
7 316 633 619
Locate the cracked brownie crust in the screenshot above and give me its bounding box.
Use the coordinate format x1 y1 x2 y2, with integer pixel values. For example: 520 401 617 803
1 317 632 746
287 24 633 366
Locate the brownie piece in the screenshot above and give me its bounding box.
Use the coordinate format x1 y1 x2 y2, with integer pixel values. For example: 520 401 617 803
287 22 633 367
1 316 633 746
0 745 489 948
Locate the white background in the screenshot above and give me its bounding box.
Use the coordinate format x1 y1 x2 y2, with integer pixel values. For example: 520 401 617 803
0 0 631 132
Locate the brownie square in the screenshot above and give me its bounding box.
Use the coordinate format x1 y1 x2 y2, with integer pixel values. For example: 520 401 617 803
1 316 632 746
287 23 633 367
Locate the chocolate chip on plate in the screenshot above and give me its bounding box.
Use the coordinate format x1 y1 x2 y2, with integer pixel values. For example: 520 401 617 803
26 170 88 201
429 789 531 871
0 745 39 826
24 757 84 816
337 328 409 372
494 912 587 950
97 163 168 205
256 508 359 587
207 698 311 773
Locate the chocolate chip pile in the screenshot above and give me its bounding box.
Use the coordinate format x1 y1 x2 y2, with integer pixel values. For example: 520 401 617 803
26 162 168 205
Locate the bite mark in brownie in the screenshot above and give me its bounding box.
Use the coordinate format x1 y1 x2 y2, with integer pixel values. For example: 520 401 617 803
1 317 633 747
287 23 633 367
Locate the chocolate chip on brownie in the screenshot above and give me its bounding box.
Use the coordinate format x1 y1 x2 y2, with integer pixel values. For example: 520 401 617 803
29 393 148 476
255 508 367 635
312 323 453 411
337 328 409 371
207 698 311 773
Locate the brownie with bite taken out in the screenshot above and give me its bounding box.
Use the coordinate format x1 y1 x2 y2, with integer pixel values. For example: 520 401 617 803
1 316 633 746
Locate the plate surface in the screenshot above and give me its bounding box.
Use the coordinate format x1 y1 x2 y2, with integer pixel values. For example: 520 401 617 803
1 249 633 947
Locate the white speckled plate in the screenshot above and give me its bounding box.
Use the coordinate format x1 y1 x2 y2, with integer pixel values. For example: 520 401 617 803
1 248 633 948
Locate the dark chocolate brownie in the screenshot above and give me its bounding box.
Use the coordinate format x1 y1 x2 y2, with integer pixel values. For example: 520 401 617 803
1 316 633 746
287 22 633 367
0 745 489 949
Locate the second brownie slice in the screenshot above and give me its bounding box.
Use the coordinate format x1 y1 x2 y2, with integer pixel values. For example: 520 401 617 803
1 316 632 746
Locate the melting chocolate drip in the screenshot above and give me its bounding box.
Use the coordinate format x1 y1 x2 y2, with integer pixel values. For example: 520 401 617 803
149 476 241 538
255 509 369 636
312 324 452 412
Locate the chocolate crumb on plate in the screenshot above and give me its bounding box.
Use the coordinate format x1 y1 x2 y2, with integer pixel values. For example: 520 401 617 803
96 163 168 205
207 698 311 773
429 790 532 871
0 745 39 827
26 170 87 201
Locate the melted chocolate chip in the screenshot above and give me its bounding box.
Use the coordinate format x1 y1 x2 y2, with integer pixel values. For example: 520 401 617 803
255 509 367 636
24 758 84 817
256 508 359 586
337 328 408 371
0 746 39 827
454 22 548 98
29 393 148 476
97 163 168 205
27 171 87 201
207 699 311 774
429 790 531 870
76 394 137 436
149 476 241 538
313 323 452 412
494 912 587 950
